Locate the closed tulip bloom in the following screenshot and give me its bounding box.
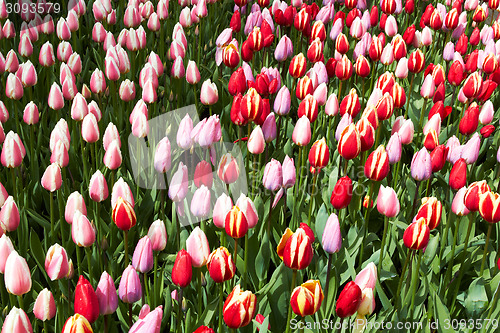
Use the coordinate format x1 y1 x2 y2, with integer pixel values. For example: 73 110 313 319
338 124 361 160
41 163 62 192
420 74 435 99
213 194 233 229
461 133 480 165
192 160 212 189
225 205 248 239
153 137 171 173
386 133 402 164
0 196 19 232
377 185 400 218
322 213 342 254
186 60 201 85
5 73 23 100
62 314 93 333
190 185 211 218
275 35 293 62
0 234 14 273
330 176 353 210
112 197 136 231
263 159 283 192
144 219 167 252
248 125 265 154
96 272 118 315
279 227 313 270
89 170 108 202
262 112 277 143
281 155 296 189
364 145 389 181
336 281 362 318
415 197 442 230
218 153 240 184
193 326 215 333
4 251 31 295
72 212 96 247
39 42 56 67
103 140 122 170
236 194 258 229
207 247 235 283
129 306 163 333
1 307 32 333
200 79 218 105
222 284 257 328
177 114 193 150
74 275 99 324
172 249 192 288
411 148 432 181
479 191 500 223
1 131 25 168
464 181 491 212
119 265 142 303
292 116 311 146
274 86 291 116
186 227 210 267
403 217 430 250
45 243 70 280
463 71 482 98
131 236 153 273
169 162 189 201
47 83 63 110
81 113 100 143
33 288 56 321
90 69 106 94
23 102 39 125
452 187 470 216
449 158 467 190
309 138 329 169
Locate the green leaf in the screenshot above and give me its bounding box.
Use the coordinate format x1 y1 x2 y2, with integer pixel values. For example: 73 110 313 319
314 204 329 243
463 277 488 318
433 292 454 333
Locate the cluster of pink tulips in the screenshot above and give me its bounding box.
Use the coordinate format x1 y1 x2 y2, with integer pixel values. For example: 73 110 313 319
0 0 500 332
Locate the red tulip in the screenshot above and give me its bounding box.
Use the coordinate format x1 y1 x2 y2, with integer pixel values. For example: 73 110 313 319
415 197 442 230
223 285 257 329
479 191 500 223
112 197 137 231
207 247 235 283
335 281 362 318
308 138 329 169
74 275 100 324
364 145 389 181
330 176 353 210
403 217 430 250
172 249 192 288
449 158 467 190
225 205 248 239
338 124 361 160
464 180 491 212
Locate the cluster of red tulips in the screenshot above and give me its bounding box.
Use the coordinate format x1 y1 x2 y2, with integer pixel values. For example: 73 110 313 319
0 0 500 332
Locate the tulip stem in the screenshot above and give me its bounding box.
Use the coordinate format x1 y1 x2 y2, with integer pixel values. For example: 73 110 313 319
307 173 318 225
285 270 297 333
233 238 238 274
154 255 159 307
324 253 333 306
128 303 133 328
379 216 389 275
410 181 421 219
43 321 48 333
79 123 89 186
86 247 93 285
450 212 474 311
104 315 109 333
410 250 422 318
396 248 411 308
49 191 55 245
485 283 500 330
404 74 415 118
76 245 82 277
243 233 248 289
197 267 203 315
124 230 129 265
359 182 375 264
479 224 493 276
418 99 428 145
218 284 224 333
443 214 460 296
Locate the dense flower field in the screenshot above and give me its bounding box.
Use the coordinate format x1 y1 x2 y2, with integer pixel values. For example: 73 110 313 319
0 0 500 332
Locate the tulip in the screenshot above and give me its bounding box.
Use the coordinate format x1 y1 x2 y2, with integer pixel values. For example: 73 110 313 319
263 159 283 192
411 148 432 181
74 275 100 324
177 114 193 150
292 116 311 146
274 86 291 115
171 249 192 288
186 227 210 267
452 187 470 216
23 102 39 125
0 234 13 273
41 163 62 192
461 133 480 165
33 288 56 321
336 281 362 318
193 160 213 189
223 284 257 328
247 125 265 154
0 196 19 232
200 79 218 105
207 247 235 283
129 306 163 333
225 205 248 239
190 185 211 218
218 153 240 184
449 158 467 190
213 194 233 229
308 138 329 169
377 185 400 218
194 326 215 333
62 314 93 333
403 217 430 250
338 124 361 160
464 180 491 212
89 170 109 202
1 131 25 168
45 243 70 280
5 73 23 100
71 212 96 247
119 265 142 303
132 236 153 273
39 42 56 67
415 197 442 230
322 213 342 254
277 227 313 270
96 272 119 315
112 197 136 231
4 251 31 295
262 112 277 143
186 60 201 85
1 307 32 333
169 162 189 201
479 191 500 223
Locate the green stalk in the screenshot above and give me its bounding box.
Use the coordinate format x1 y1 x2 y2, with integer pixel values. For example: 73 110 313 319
86 247 93 285
396 248 412 308
439 211 455 265
143 273 150 306
404 74 415 118
154 254 159 307
359 182 375 263
443 215 461 295
284 270 298 333
76 245 82 277
17 295 23 309
50 191 55 245
479 224 493 276
124 230 129 266
79 123 89 185
410 250 423 318
242 233 249 289
307 173 318 225
218 284 224 333
323 253 333 307
197 267 203 315
379 215 389 275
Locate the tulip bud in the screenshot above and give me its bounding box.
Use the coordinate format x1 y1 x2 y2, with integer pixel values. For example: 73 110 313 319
278 227 313 270
290 280 324 317
322 214 342 254
225 205 248 239
207 247 236 283
96 272 119 315
62 314 93 333
172 249 192 288
74 275 100 323
338 124 361 160
112 197 137 231
218 153 240 184
2 307 33 333
33 288 56 321
223 285 257 328
403 217 430 250
415 197 442 230
132 236 153 273
263 159 283 192
45 244 70 280
411 148 432 181
4 251 31 296
119 265 142 303
479 191 500 223
336 281 362 318
449 158 467 190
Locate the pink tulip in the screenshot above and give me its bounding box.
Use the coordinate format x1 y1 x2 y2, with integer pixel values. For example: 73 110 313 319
131 112 149 138
248 125 266 154
411 148 432 181
263 159 283 192
177 114 193 150
1 307 32 333
168 162 189 202
191 115 221 148
71 93 88 121
111 177 135 208
41 163 62 192
452 187 470 216
67 10 79 32
282 155 296 189
103 140 122 170
92 22 106 42
157 0 169 19
236 194 258 229
292 116 311 146
132 236 154 273
386 133 402 164
119 79 136 102
65 191 87 224
57 41 73 62
275 35 293 62
72 212 96 247
200 79 219 105
0 102 8 123
385 15 398 36
33 288 56 321
96 271 119 315
479 100 494 125
19 61 37 87
104 32 117 51
41 15 55 34
5 73 23 100
126 28 140 51
420 74 435 99
88 101 103 121
325 93 339 116
103 123 121 151
377 185 400 218
262 112 277 143
105 56 120 81
423 114 441 136
50 140 69 167
186 60 201 85
395 57 408 79
5 50 19 73
147 219 167 251
461 133 480 165
392 116 414 144
81 113 100 143
45 244 70 280
313 83 328 106
4 251 31 295
62 76 78 100
274 85 291 115
186 227 210 267
147 13 161 31
1 131 25 168
191 185 211 218
47 83 64 110
218 153 239 184
89 170 109 202
90 69 106 94
0 196 20 232
119 265 142 303
421 26 432 46
213 193 233 228
67 52 82 75
0 234 13 273
322 213 342 254
124 6 141 28
129 306 163 333
171 57 185 79
56 17 71 40
0 182 8 207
